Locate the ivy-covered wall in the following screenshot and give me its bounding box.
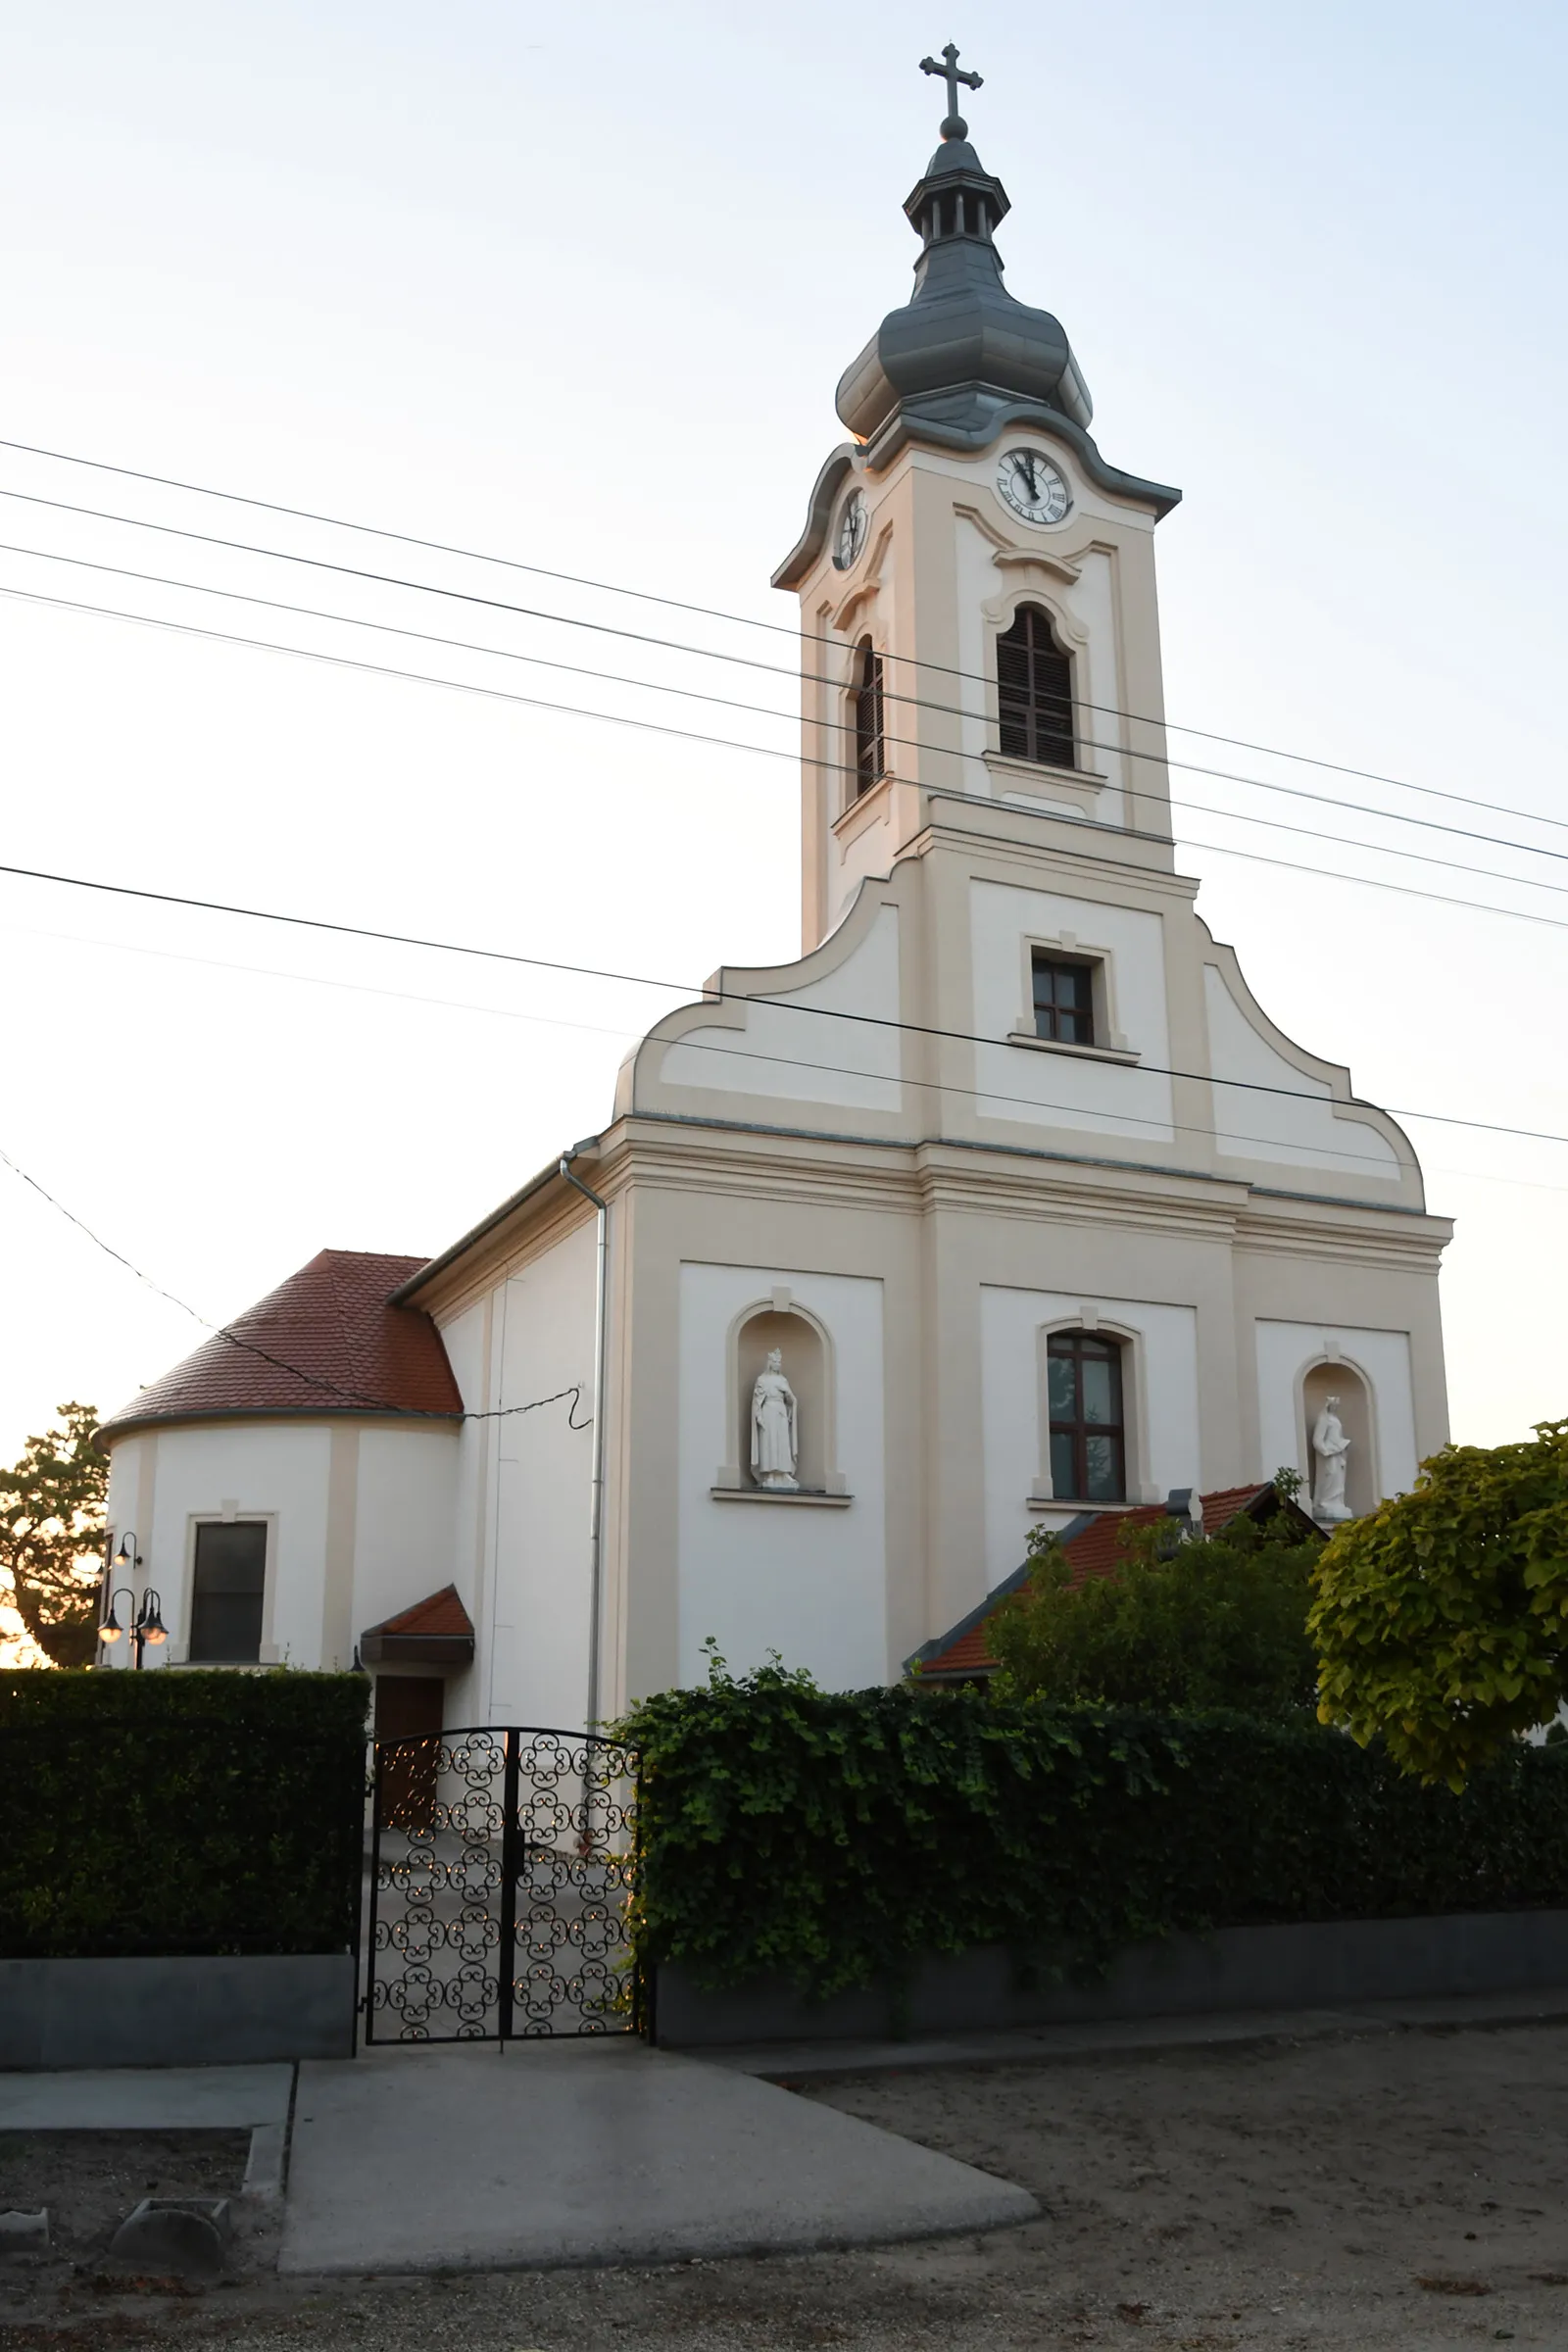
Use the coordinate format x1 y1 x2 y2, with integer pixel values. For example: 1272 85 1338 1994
0 1669 368 1959
622 1667 1568 2000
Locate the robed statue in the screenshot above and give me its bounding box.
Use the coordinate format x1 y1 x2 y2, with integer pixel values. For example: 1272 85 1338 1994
751 1348 800 1492
1311 1396 1353 1524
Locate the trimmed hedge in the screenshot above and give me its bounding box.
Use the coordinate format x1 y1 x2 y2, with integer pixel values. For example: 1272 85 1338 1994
620 1666 1568 2001
0 1670 368 1959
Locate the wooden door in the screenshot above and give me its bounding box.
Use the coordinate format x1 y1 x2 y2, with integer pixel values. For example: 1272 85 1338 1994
374 1675 445 1832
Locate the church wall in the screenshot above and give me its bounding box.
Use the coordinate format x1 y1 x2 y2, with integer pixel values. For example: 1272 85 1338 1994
1253 1319 1421 1506
102 1421 332 1669
674 1260 888 1690
475 1218 598 1732
657 904 904 1113
350 1423 461 1669
436 1294 492 1724
1202 967 1402 1185
967 878 1176 1143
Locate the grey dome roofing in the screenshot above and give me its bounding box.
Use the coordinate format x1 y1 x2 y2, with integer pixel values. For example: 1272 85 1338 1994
836 133 1094 456
772 118 1179 590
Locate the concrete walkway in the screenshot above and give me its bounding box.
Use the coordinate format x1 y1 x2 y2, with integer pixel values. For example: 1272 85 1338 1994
279 2036 1037 2276
0 2062 292 2129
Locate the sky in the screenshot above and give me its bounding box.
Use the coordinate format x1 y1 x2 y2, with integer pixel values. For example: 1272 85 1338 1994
1 0 1565 1474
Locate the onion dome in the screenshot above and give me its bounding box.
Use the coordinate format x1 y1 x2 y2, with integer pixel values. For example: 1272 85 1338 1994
837 122 1093 461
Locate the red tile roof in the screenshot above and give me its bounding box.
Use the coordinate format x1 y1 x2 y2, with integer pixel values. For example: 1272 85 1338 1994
97 1250 462 1442
365 1584 474 1642
910 1485 1318 1681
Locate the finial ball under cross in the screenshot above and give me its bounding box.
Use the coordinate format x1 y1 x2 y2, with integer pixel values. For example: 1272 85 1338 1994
920 41 982 142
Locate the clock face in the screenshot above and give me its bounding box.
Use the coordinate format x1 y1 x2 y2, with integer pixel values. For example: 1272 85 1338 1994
834 489 868 570
997 449 1071 526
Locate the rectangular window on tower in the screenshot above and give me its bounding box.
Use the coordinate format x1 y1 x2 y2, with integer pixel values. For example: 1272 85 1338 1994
188 1521 268 1662
1031 953 1095 1047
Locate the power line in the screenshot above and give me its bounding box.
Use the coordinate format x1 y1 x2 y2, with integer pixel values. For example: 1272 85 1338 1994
0 1140 590 1429
0 906 1417 1178
3 845 1568 1151
5 476 1567 868
6 535 1568 901
4 430 1561 846
9 573 1568 949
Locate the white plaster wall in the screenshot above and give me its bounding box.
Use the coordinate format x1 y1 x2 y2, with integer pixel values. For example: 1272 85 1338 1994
1204 968 1400 1182
106 1422 332 1669
102 1417 465 1675
1060 547 1126 826
969 881 1176 1142
956 510 999 791
980 1287 1202 1592
1254 1319 1419 1501
828 794 900 936
658 906 902 1113
438 1296 491 1722
485 1221 598 1731
351 1423 461 1659
677 1262 887 1689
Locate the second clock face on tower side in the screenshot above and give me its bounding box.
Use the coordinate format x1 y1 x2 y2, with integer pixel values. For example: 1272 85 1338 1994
997 449 1071 527
834 489 868 570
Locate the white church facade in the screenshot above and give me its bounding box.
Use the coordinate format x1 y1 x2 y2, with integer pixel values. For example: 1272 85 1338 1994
96 67 1450 1736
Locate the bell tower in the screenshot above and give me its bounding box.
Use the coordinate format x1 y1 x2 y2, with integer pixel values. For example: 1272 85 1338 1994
773 49 1185 954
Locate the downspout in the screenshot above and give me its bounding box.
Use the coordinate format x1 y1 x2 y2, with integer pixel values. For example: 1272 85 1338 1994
559 1139 609 1731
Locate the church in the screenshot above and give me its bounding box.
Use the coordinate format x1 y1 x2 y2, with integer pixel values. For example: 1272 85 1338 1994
96 57 1451 1740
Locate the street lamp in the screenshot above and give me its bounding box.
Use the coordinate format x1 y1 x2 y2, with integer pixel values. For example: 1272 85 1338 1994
97 1533 167 1669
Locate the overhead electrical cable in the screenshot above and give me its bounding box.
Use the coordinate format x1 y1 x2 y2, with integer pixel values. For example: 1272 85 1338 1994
6 576 1568 941
0 1140 590 1428
4 847 1568 1150
2 479 1565 866
1 909 1417 1177
2 431 1559 848
2 536 1565 893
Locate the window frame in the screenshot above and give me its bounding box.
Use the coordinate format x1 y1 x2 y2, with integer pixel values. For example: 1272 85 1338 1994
1031 952 1096 1048
851 635 886 798
1046 1328 1127 1504
185 1517 271 1665
996 601 1075 771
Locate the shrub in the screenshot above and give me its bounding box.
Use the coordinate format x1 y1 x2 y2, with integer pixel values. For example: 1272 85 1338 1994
618 1654 1568 2001
0 1668 368 1958
987 1513 1322 1717
1310 1421 1568 1786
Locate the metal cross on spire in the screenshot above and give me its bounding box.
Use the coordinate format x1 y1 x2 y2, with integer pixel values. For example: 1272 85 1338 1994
919 41 982 141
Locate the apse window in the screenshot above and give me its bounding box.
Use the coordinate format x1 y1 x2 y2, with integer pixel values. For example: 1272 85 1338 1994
997 603 1074 768
1032 952 1095 1047
188 1521 267 1662
1048 1330 1126 1502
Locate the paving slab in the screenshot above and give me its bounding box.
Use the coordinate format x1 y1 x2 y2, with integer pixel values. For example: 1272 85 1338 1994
0 2062 293 2130
702 1983 1568 2079
279 2037 1036 2275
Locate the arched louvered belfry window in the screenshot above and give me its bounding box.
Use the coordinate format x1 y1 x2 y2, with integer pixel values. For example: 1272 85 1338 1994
853 636 886 796
998 604 1075 769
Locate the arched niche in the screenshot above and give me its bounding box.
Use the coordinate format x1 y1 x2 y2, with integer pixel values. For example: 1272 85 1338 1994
1301 1360 1377 1522
727 1301 838 1495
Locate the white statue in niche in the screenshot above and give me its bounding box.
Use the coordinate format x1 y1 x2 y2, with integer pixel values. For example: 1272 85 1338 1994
1311 1396 1353 1524
750 1349 800 1492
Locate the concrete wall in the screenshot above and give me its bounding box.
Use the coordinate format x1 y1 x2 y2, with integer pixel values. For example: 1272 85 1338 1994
655 1912 1568 2048
0 1954 356 2068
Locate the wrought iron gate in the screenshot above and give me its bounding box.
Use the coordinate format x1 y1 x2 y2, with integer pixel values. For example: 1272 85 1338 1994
364 1726 641 2043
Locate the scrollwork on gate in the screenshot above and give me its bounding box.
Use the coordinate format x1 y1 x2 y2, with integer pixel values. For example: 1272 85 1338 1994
366 1726 641 2044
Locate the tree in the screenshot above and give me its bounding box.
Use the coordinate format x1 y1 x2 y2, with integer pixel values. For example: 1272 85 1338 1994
988 1510 1323 1716
0 1403 108 1669
1308 1421 1568 1788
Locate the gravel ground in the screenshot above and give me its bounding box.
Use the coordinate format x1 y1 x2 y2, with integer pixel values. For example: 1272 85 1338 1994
5 2020 1568 2348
